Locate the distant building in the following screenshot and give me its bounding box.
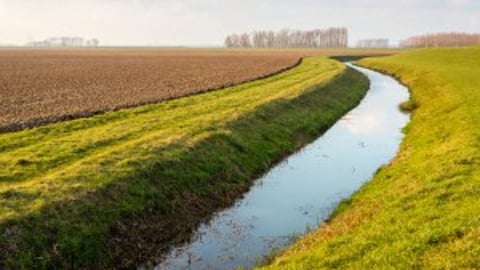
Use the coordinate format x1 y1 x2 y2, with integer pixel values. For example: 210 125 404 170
26 36 99 48
357 39 389 48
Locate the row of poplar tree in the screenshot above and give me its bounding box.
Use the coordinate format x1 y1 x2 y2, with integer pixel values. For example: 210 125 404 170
225 28 348 48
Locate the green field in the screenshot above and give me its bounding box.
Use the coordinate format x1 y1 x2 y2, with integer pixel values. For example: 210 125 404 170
0 57 370 268
262 47 480 269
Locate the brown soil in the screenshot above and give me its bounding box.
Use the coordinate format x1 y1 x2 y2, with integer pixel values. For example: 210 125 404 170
0 49 301 133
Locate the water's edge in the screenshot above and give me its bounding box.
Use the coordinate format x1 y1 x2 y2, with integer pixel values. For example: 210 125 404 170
145 63 410 270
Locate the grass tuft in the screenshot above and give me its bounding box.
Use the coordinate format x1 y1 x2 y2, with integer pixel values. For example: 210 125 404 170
399 99 418 112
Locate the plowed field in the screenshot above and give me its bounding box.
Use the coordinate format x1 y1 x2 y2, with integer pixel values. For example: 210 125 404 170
0 49 300 132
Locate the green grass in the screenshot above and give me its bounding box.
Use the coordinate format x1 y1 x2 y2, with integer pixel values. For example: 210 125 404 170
261 47 480 269
0 57 370 268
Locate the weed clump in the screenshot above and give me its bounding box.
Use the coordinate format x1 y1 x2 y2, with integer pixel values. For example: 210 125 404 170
399 99 418 112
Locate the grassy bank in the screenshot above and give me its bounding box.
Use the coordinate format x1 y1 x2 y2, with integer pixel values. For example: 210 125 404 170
0 57 369 268
262 47 480 269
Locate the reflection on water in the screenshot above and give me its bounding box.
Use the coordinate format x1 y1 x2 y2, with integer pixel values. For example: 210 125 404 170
148 64 410 270
342 108 386 135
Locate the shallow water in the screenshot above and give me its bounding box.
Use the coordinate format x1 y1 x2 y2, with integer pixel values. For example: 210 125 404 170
148 63 410 270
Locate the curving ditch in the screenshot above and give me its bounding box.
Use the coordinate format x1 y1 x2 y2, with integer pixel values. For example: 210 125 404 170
143 63 410 270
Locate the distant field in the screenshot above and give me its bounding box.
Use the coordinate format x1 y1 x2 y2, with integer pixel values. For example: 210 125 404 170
263 47 480 269
0 48 397 132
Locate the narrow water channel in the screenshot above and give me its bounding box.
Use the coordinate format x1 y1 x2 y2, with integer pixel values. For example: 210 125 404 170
148 63 410 270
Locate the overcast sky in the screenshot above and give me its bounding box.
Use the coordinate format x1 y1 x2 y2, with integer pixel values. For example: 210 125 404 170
0 0 479 46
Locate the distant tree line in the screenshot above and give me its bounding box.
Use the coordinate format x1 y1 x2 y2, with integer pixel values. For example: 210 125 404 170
26 36 99 48
400 32 480 48
225 28 348 48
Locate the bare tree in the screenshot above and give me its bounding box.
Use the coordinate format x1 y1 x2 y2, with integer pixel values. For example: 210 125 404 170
239 33 252 48
225 36 234 48
276 29 290 48
252 31 267 48
266 31 275 48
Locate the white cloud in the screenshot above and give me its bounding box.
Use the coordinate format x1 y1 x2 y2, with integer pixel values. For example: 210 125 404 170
469 15 479 27
341 110 386 135
445 0 472 8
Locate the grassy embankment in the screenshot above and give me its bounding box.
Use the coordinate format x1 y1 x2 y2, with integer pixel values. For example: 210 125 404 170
0 57 369 268
263 47 480 269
